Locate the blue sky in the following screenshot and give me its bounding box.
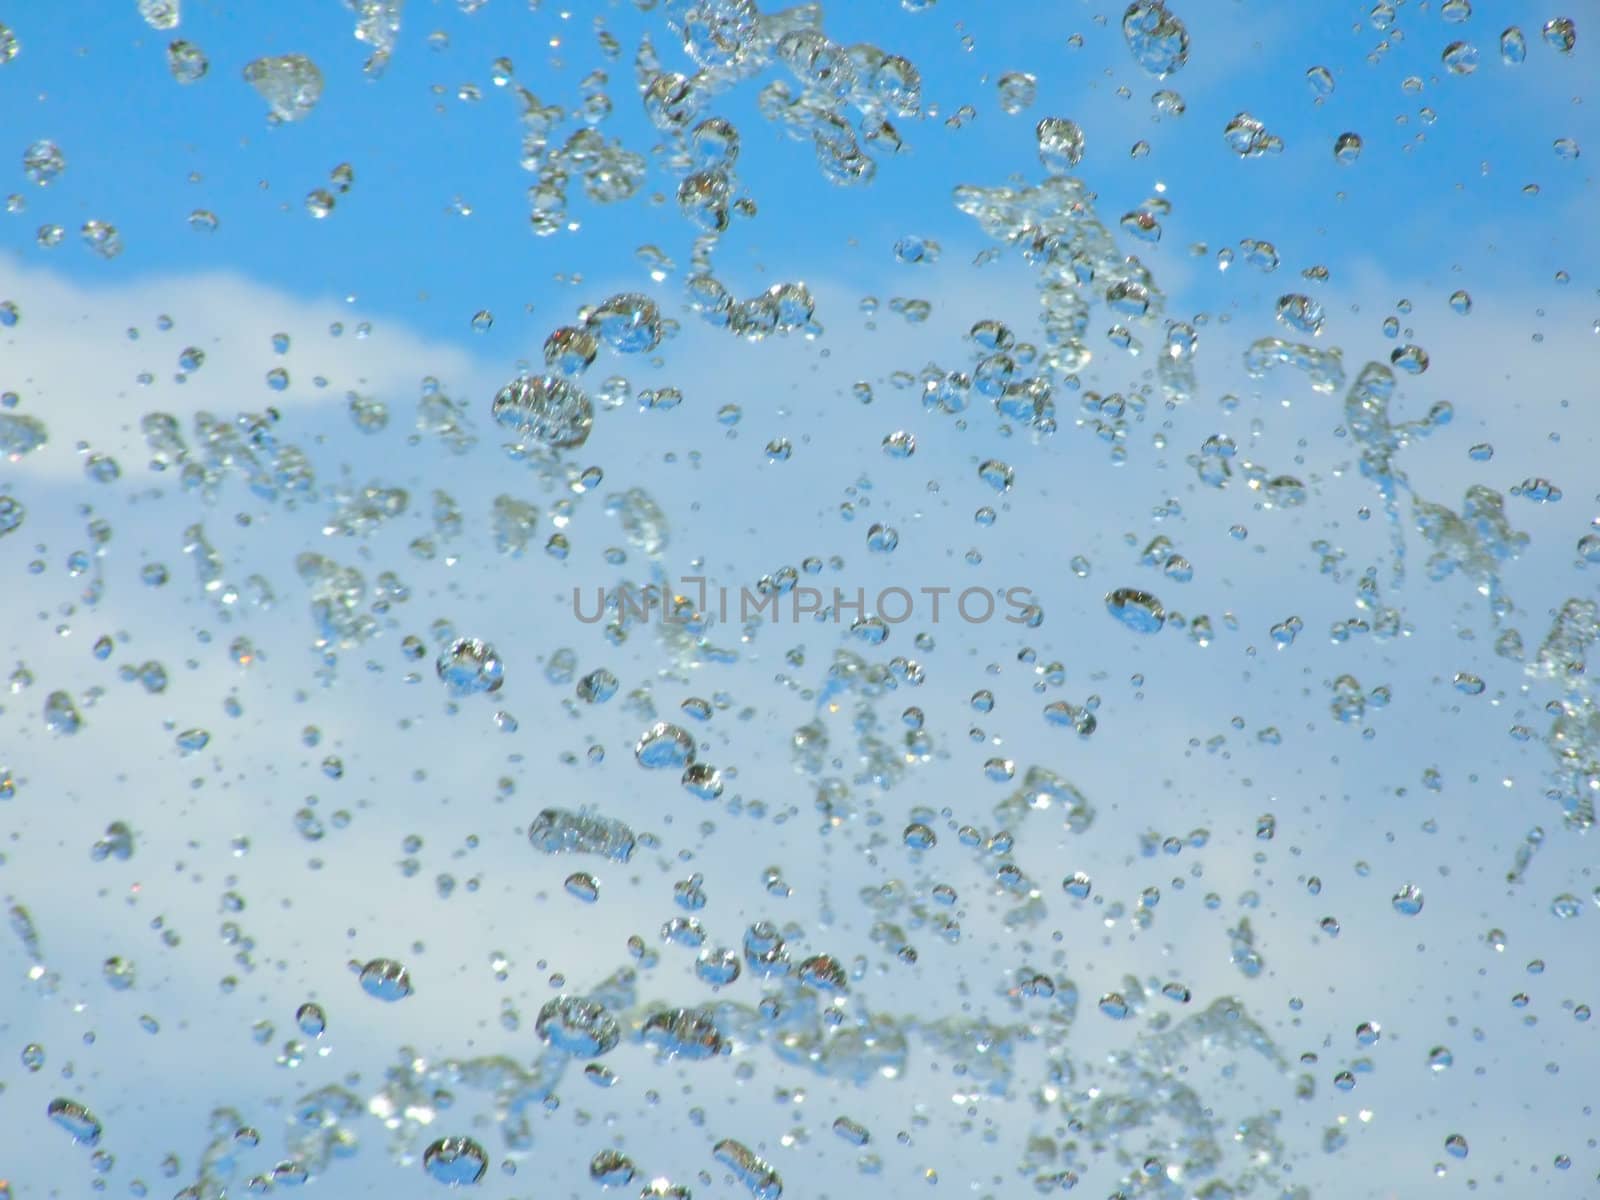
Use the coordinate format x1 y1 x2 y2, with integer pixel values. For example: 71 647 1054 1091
10 1 1594 332
1 2 1598 1199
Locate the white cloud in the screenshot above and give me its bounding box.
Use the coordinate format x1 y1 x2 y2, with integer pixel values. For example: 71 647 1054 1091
0 253 491 482
2 236 1597 1198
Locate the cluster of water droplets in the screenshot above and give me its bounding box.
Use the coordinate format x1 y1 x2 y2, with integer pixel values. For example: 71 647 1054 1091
2 1 1596 1196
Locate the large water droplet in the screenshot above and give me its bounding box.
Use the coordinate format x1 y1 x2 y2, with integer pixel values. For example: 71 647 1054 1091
436 638 505 697
1121 1 1189 76
422 1136 488 1185
1036 117 1085 172
242 54 323 122
1392 884 1425 916
1106 587 1166 633
490 375 594 450
635 722 697 769
585 292 663 353
47 1098 102 1146
536 995 620 1056
356 957 414 1001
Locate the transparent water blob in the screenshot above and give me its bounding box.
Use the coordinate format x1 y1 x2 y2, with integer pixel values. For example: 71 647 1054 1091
491 374 594 449
1036 117 1085 172
635 722 697 768
1392 884 1425 915
1122 0 1189 76
242 54 323 122
436 638 505 696
356 957 413 1000
422 1136 488 1185
1106 587 1166 633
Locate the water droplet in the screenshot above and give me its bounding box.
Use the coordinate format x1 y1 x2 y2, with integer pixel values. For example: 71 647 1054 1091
996 72 1037 114
422 1137 488 1185
22 140 65 186
1392 884 1425 916
893 236 940 264
1224 112 1281 157
436 638 505 697
1106 587 1165 633
564 871 600 902
167 40 208 83
528 807 635 862
798 954 848 993
978 459 1014 492
643 1007 727 1059
1122 1 1189 76
81 219 123 258
1062 871 1092 899
1277 293 1326 334
636 722 696 769
1036 117 1085 172
295 1002 326 1037
1501 25 1528 62
243 54 323 122
47 1098 102 1146
866 523 899 553
832 1116 871 1146
577 669 618 704
536 995 620 1056
585 292 662 354
137 0 179 29
491 374 594 450
1542 17 1576 53
1514 477 1561 503
590 1151 637 1188
712 1139 783 1200
882 430 916 458
695 946 741 986
1390 344 1430 374
44 691 82 735
1098 992 1131 1019
1441 41 1479 74
356 957 413 1001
